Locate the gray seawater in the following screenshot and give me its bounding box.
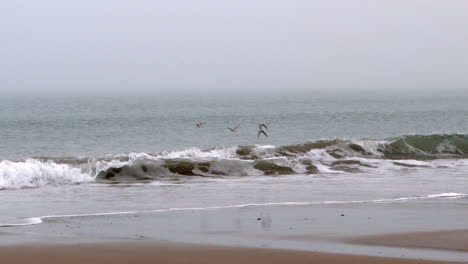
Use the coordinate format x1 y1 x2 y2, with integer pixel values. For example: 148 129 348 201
0 91 467 228
1 91 467 158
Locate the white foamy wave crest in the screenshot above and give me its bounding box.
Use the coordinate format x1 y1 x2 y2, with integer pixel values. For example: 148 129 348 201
157 147 238 159
0 159 94 189
426 193 467 198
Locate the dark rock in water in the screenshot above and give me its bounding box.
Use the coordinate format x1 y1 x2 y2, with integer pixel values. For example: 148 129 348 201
331 165 360 173
97 165 154 182
279 145 311 154
332 160 361 165
141 165 148 172
110 167 123 174
341 214 345 216
276 149 295 157
196 162 211 173
211 170 228 176
100 167 123 179
198 162 210 167
327 149 345 159
103 172 115 179
331 160 372 168
236 146 250 156
257 218 261 221
163 161 198 176
301 159 318 173
348 143 366 153
306 165 318 174
198 166 209 173
236 146 257 159
163 161 210 176
253 161 295 175
136 175 154 180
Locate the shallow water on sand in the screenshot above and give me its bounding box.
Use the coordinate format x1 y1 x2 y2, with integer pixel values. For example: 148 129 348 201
1 164 467 227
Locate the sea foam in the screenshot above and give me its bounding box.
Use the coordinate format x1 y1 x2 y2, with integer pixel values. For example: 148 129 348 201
0 159 94 189
1 134 467 189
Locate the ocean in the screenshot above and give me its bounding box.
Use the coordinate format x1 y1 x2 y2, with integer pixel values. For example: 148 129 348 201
1 91 467 229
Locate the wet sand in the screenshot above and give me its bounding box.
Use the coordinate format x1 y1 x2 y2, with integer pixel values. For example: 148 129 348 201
2 201 468 263
348 230 468 252
0 242 464 264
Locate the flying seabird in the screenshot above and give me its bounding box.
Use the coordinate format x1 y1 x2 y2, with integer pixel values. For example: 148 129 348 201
258 123 268 138
196 122 207 128
227 124 241 132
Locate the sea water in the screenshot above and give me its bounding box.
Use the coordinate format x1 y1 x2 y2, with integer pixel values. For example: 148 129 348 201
0 91 467 226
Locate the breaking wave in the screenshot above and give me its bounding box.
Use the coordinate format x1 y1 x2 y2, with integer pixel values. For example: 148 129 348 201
0 159 94 189
1 134 467 189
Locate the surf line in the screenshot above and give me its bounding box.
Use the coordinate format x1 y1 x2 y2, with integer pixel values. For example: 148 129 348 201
0 193 465 227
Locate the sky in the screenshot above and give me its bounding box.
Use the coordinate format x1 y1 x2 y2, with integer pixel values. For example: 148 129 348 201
1 0 467 94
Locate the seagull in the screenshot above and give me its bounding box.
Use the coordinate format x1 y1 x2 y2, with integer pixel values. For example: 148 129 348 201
258 123 268 138
196 122 207 128
227 124 241 132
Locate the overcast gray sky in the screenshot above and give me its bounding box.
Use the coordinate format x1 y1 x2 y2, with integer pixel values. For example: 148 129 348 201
1 0 467 94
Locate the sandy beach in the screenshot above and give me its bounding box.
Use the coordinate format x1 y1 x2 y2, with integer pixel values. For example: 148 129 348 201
0 241 465 264
348 230 468 253
1 199 468 263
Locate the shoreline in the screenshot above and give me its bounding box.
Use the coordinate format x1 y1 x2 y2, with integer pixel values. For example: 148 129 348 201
2 199 468 263
0 241 465 264
347 230 468 253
